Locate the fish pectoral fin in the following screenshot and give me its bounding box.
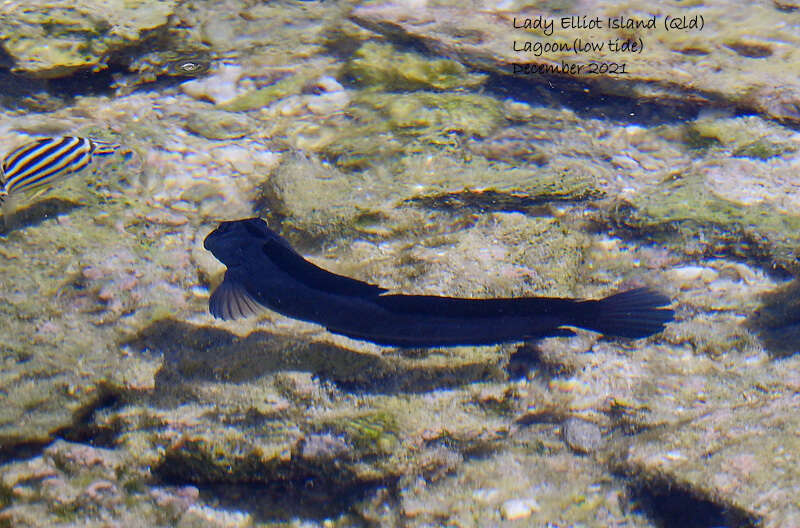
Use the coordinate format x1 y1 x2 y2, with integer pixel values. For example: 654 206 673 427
209 272 264 321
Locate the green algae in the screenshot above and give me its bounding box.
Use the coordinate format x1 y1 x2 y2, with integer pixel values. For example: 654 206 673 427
680 115 795 157
158 426 300 483
345 41 487 91
218 73 310 112
317 122 404 171
299 90 507 169
682 125 723 151
324 412 400 455
732 138 787 160
404 183 602 212
356 91 506 139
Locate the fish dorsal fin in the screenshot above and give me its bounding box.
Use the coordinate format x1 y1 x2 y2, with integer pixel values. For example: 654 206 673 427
262 238 387 298
209 271 264 320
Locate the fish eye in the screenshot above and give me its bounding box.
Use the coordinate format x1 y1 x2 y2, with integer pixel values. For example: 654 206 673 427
168 54 211 76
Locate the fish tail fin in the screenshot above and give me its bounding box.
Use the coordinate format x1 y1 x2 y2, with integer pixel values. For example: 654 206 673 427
576 287 673 338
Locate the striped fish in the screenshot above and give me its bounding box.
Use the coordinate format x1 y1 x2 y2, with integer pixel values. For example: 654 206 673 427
0 136 120 198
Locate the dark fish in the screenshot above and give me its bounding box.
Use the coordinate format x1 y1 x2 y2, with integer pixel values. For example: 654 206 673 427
203 218 674 347
1 136 119 198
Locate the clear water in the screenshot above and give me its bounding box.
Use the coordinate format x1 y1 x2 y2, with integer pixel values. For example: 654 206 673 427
0 1 797 527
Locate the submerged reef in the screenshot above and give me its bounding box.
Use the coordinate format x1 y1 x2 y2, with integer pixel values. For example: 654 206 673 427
345 41 488 91
352 1 800 125
0 0 176 78
602 172 800 275
1 0 800 526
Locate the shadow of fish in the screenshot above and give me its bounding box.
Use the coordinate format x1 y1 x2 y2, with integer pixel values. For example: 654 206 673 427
203 218 674 347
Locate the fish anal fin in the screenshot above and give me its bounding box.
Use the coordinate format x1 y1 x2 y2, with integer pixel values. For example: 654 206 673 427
209 272 264 321
28 185 54 201
1 192 19 232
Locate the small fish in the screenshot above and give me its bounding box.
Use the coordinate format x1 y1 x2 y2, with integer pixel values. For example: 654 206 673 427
167 53 212 77
1 136 120 197
204 218 674 347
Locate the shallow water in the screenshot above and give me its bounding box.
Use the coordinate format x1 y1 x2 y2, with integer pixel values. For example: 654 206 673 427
0 1 798 527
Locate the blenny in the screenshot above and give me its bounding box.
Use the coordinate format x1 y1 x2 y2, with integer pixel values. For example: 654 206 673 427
204 218 674 347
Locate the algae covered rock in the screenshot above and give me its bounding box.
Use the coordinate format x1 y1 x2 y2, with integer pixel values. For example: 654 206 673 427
185 110 255 140
82 316 515 513
612 384 800 527
731 138 787 160
285 89 508 169
388 446 655 527
0 439 209 526
258 140 604 251
0 194 193 450
351 2 800 124
0 0 175 78
217 73 312 112
197 0 335 56
257 153 376 243
684 115 797 157
357 90 506 140
602 172 800 274
345 41 487 91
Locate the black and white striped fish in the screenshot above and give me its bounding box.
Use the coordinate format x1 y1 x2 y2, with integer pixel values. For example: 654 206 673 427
0 136 120 203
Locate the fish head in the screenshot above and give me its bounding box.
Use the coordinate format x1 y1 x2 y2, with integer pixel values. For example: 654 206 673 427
204 217 271 267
